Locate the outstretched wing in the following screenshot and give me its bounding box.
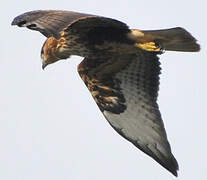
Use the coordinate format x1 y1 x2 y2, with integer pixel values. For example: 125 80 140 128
11 10 95 38
11 10 129 40
78 50 179 176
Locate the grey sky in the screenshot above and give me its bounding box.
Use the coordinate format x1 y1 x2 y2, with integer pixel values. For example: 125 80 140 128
1 0 206 179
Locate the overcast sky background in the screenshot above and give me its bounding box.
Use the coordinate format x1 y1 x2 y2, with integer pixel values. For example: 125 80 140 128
1 0 206 180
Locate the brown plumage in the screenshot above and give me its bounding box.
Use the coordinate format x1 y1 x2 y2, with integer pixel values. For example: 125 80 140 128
12 10 200 177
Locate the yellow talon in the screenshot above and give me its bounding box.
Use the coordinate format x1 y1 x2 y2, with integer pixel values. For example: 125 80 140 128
135 42 161 52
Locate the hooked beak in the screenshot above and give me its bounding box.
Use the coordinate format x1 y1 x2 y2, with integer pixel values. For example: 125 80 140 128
42 62 48 70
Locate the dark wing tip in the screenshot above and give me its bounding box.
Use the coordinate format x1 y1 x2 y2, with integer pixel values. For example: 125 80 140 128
164 156 179 177
11 15 26 26
11 10 96 38
149 151 179 177
129 131 179 177
140 144 179 177
11 10 44 26
11 10 59 38
12 11 36 26
148 147 179 177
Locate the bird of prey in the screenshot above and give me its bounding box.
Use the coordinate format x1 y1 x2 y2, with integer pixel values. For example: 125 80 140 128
12 10 200 177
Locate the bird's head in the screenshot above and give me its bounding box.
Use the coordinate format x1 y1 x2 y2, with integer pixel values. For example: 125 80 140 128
41 37 69 69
